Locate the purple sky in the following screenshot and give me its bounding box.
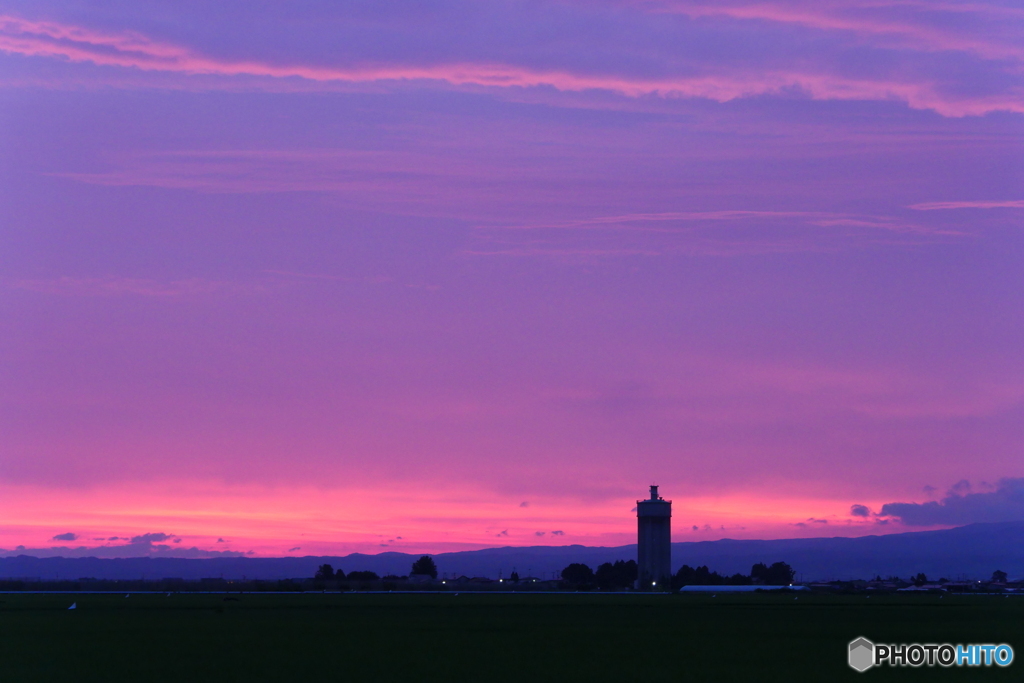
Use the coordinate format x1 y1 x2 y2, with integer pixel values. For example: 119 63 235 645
0 0 1022 557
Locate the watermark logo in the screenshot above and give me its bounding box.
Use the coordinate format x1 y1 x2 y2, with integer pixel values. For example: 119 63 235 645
849 637 1013 671
849 638 874 672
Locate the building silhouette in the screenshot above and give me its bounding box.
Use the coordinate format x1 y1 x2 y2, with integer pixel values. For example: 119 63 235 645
637 485 671 589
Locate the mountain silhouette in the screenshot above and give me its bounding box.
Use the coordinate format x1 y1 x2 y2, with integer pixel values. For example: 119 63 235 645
3 522 1022 582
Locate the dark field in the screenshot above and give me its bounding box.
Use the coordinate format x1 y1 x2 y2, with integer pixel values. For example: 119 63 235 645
1 592 1020 681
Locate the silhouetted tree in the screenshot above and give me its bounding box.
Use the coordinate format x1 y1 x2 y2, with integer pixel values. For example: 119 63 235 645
314 564 335 580
510 571 520 583
772 561 795 585
411 555 438 578
674 564 696 588
561 563 595 588
596 560 638 590
697 565 724 585
671 565 687 590
913 572 928 586
992 570 1008 583
751 562 795 585
673 564 727 589
347 570 379 581
726 573 751 585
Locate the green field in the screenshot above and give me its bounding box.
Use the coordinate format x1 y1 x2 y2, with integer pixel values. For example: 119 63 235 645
0 593 1020 681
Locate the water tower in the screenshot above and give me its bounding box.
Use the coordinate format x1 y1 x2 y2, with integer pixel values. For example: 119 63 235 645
637 485 671 589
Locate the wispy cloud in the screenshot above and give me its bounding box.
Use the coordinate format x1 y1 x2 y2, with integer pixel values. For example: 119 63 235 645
54 149 441 194
494 210 959 235
1 13 1020 115
466 208 962 258
495 210 816 231
909 200 1024 210
264 270 393 285
639 0 1024 61
55 152 967 252
11 276 261 297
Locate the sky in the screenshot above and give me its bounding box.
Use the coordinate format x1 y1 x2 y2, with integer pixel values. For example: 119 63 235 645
0 0 1022 559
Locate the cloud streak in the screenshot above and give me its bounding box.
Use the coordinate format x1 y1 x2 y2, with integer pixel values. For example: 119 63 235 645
909 200 1024 211
11 276 261 297
467 209 962 258
640 0 1024 61
1 12 1021 115
51 150 966 257
492 210 957 235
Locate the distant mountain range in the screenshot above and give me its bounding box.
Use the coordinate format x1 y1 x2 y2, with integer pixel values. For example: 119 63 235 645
3 522 1022 582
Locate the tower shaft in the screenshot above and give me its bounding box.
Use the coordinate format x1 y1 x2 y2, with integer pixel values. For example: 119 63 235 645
637 485 671 589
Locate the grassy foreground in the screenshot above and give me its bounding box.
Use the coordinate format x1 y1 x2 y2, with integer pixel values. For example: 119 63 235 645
0 592 1020 681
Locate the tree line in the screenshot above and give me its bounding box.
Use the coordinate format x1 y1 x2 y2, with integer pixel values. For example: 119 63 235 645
314 555 438 581
672 561 795 588
315 554 795 589
559 560 795 589
560 560 639 589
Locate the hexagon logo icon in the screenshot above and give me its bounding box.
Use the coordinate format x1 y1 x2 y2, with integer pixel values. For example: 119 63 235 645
849 637 874 672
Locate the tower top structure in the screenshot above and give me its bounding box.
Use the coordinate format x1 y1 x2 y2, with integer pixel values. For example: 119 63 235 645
638 484 671 507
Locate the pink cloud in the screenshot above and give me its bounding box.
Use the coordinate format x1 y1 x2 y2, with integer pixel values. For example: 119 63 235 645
633 0 1024 61
909 200 1024 210
1 13 1020 116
